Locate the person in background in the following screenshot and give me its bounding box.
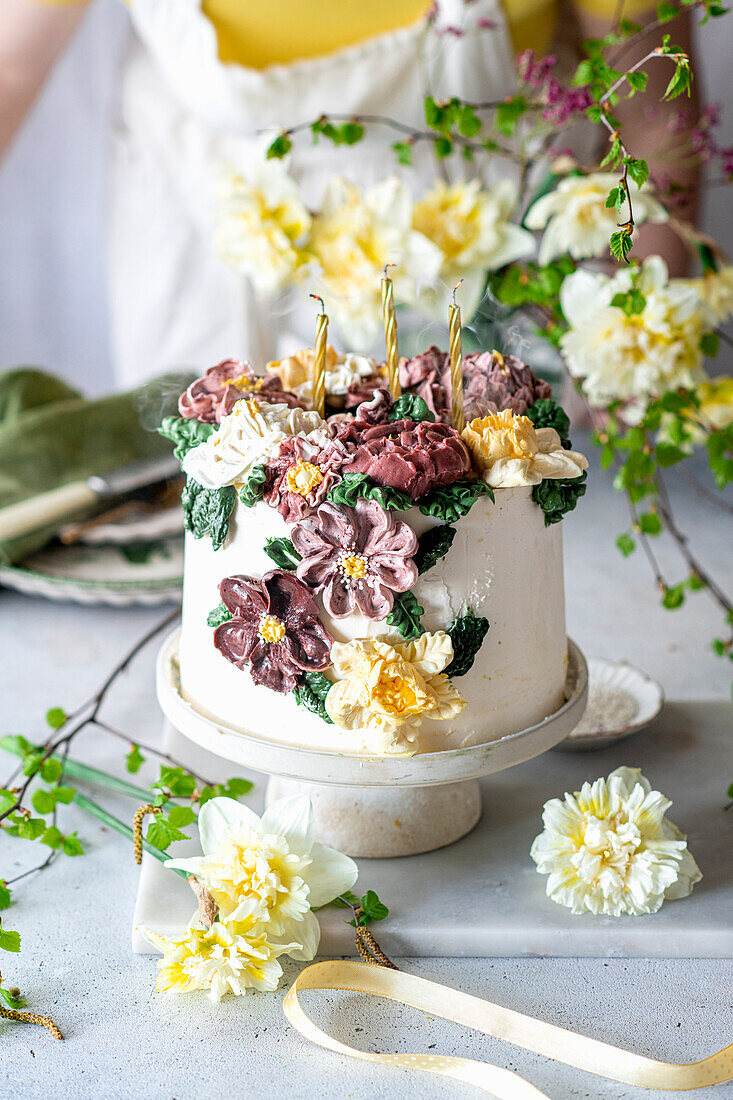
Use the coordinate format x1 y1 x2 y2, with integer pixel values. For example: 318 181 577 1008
0 0 699 385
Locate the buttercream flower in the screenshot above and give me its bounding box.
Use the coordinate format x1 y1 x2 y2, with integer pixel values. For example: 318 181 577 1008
140 908 299 1001
400 346 552 423
530 767 702 916
291 499 418 620
326 633 465 753
462 409 588 488
178 359 303 425
182 399 325 490
412 178 535 319
266 347 380 409
333 417 472 499
167 795 358 960
308 177 442 345
682 265 733 324
216 157 311 294
214 571 332 693
525 173 668 265
263 429 349 524
560 256 711 407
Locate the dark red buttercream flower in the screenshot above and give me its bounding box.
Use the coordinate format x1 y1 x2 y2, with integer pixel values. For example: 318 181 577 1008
214 571 332 693
178 359 303 424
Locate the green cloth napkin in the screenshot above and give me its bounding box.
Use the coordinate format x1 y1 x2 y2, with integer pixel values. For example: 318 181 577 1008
0 368 192 566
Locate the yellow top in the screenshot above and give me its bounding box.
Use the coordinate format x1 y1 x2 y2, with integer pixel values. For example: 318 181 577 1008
37 0 655 67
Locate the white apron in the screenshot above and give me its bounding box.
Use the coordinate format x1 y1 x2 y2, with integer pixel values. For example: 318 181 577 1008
109 0 518 385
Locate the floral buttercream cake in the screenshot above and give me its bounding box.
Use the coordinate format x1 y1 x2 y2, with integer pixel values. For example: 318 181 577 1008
162 347 588 755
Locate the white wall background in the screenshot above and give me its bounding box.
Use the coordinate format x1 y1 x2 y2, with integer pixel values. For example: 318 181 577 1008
0 1 731 396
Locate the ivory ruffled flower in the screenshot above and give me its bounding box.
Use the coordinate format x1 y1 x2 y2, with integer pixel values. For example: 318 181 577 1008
182 399 325 490
462 409 588 488
140 907 299 1002
525 173 668 266
412 178 534 319
167 796 358 961
559 256 711 408
530 767 702 916
325 633 465 753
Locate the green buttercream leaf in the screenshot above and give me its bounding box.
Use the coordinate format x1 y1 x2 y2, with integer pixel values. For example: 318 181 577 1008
418 479 493 523
413 525 456 574
532 471 587 526
159 416 214 462
388 394 435 423
264 537 302 571
386 590 424 640
525 399 572 448
445 609 490 678
207 601 230 628
327 473 413 512
182 478 235 550
238 463 267 508
292 672 334 723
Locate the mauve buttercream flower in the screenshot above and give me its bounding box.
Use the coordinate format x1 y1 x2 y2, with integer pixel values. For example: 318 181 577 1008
263 430 349 524
291 499 418 621
178 359 302 425
214 571 332 693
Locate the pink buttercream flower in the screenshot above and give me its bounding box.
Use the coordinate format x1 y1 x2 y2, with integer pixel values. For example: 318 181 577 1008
291 499 418 621
214 571 332 693
178 359 303 424
263 431 349 524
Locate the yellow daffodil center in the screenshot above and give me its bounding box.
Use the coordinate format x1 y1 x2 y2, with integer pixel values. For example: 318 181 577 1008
339 552 367 579
258 614 286 644
224 374 265 393
286 460 323 496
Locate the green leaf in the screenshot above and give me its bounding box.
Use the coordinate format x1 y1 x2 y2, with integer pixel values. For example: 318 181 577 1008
266 132 293 159
457 104 482 138
207 601 230 629
264 537 302 571
292 672 334 724
392 141 413 166
0 790 14 815
444 609 490 678
40 758 63 783
0 986 26 1009
624 156 649 188
611 289 646 317
238 463 268 508
433 136 453 158
0 881 11 911
638 511 662 535
657 1 678 19
418 479 492 523
151 766 197 799
610 230 633 264
158 416 214 462
62 832 84 857
182 478 235 551
413 525 456 575
167 804 197 829
41 826 64 850
496 95 526 136
615 532 636 556
0 927 21 953
700 331 720 358
625 71 649 94
146 816 189 851
663 59 692 101
357 890 389 926
32 789 56 815
525 399 571 447
388 394 435 423
126 744 145 774
0 735 32 758
662 584 686 610
326 473 413 512
340 121 365 145
21 751 43 778
655 442 686 467
45 707 67 730
605 186 624 210
386 591 424 640
532 472 587 525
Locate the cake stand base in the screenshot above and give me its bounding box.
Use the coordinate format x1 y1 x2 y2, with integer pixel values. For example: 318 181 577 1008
265 776 481 857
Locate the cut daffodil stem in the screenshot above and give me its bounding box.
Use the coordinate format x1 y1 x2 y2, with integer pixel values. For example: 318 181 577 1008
56 756 150 801
72 792 188 878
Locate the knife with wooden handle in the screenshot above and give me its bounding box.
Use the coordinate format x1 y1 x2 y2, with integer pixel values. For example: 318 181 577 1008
0 454 181 543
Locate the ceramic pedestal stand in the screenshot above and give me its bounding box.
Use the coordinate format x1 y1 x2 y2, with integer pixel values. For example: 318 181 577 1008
156 629 588 858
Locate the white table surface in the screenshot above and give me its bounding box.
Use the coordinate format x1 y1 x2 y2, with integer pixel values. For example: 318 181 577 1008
2 443 732 1100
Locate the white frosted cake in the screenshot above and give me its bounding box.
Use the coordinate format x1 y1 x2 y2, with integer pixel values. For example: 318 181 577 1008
163 348 588 755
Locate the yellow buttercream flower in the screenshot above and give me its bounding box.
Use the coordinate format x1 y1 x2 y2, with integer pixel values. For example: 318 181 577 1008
266 346 341 392
325 632 465 753
463 409 538 465
462 409 588 489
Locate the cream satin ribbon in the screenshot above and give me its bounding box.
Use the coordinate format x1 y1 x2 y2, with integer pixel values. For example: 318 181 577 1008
283 961 733 1097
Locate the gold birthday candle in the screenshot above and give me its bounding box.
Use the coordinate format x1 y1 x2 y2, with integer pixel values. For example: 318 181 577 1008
309 294 328 418
381 265 401 399
449 281 464 434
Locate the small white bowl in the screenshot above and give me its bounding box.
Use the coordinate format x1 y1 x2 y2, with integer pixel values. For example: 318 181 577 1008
554 656 664 752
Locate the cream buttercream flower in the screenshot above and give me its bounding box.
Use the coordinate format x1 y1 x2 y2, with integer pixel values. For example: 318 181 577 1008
681 265 733 324
525 173 668 266
462 409 588 488
267 347 379 407
140 908 299 1002
308 177 442 345
216 156 311 294
166 796 358 961
530 766 702 917
326 632 465 753
412 178 534 319
560 256 711 408
182 399 325 489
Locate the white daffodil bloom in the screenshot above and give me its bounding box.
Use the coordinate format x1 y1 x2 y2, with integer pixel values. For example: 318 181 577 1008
182 399 325 489
530 767 701 916
166 795 358 961
525 173 668 266
560 255 711 407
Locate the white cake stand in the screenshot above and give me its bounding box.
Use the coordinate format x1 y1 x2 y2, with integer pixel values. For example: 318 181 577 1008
156 628 588 857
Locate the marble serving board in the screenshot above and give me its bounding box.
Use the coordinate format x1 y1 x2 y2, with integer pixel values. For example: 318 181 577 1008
132 701 733 958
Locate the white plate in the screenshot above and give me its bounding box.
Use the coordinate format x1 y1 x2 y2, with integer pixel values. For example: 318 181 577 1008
0 538 183 606
554 656 664 752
